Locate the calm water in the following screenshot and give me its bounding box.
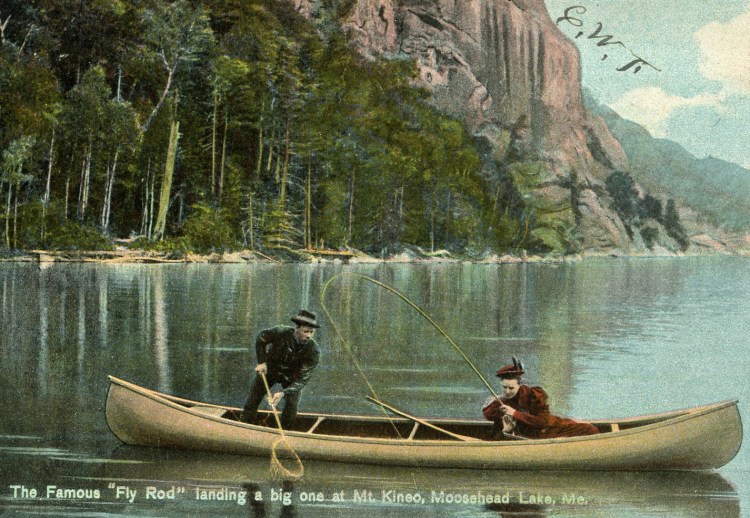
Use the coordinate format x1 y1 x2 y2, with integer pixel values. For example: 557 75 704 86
0 257 748 517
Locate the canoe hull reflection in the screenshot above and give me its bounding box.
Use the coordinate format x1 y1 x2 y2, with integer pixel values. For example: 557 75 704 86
102 448 740 517
105 376 742 471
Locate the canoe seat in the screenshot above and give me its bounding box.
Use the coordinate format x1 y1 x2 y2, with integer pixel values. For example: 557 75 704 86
191 405 229 418
610 423 620 432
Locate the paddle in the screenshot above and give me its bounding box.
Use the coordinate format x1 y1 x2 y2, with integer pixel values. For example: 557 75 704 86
366 396 481 442
260 372 304 480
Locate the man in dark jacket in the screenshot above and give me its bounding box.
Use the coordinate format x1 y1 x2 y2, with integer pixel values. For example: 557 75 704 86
482 357 599 439
241 310 321 428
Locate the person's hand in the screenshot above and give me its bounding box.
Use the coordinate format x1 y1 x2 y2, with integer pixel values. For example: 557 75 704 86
502 414 517 433
255 363 267 375
268 392 284 406
500 403 517 418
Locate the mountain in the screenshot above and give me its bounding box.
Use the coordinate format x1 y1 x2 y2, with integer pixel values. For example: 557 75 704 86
586 94 750 231
290 0 702 253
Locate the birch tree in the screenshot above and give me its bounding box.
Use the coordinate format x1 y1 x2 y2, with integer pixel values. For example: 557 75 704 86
1 136 35 248
140 0 214 134
153 119 180 241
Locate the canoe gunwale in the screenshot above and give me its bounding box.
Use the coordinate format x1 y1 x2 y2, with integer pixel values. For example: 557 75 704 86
106 375 740 448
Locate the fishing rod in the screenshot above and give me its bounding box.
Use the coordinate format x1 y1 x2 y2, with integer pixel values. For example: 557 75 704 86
319 272 498 399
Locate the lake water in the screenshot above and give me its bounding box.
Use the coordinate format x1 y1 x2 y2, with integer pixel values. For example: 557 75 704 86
0 257 748 517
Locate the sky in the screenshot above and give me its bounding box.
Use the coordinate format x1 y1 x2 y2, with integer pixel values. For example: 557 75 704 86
544 0 750 169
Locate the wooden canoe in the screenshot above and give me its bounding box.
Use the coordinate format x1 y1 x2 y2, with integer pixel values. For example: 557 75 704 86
105 376 742 471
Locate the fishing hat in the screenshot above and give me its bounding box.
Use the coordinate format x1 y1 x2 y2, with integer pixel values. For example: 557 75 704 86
496 356 524 378
291 309 320 328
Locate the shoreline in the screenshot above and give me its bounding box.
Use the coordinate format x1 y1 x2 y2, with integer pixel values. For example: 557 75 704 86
1 246 748 265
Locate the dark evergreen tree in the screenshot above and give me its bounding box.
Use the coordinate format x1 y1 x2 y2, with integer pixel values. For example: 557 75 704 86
664 199 690 251
605 170 640 238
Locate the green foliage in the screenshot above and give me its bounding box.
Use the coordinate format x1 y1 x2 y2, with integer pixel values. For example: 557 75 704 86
607 171 689 251
2 136 36 184
180 203 236 253
497 160 578 254
531 227 567 254
639 193 663 221
143 0 215 68
0 0 589 257
46 222 113 251
262 199 300 249
316 179 348 246
129 236 190 258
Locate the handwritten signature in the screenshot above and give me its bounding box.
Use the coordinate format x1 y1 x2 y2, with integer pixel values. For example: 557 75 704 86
556 6 660 74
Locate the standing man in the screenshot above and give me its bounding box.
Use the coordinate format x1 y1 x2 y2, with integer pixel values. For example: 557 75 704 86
241 310 321 429
482 356 599 439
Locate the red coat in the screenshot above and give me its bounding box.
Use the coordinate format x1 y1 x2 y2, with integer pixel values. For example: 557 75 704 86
482 385 599 439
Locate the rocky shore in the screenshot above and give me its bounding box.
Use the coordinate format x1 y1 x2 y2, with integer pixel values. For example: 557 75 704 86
2 240 748 266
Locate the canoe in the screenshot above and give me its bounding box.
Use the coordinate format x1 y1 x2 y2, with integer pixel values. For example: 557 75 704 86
105 376 743 471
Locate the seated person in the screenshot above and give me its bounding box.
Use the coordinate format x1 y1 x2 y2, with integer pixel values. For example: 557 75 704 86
482 357 599 440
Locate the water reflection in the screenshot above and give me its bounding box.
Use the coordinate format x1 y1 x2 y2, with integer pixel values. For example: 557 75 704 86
153 267 173 392
0 259 748 516
93 447 739 517
38 267 49 397
484 502 546 518
0 260 746 418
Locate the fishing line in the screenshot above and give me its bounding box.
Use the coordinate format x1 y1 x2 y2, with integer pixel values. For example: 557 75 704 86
319 272 490 486
319 272 498 403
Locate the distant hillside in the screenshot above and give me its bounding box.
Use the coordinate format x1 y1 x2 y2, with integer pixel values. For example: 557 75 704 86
585 92 750 231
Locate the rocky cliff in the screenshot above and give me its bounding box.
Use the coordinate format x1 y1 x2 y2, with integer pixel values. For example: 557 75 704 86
292 0 665 252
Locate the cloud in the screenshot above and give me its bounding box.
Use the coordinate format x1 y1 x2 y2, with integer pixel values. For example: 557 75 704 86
609 87 726 137
695 7 750 94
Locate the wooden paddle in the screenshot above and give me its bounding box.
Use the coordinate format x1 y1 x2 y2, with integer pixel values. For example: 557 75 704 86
366 396 481 442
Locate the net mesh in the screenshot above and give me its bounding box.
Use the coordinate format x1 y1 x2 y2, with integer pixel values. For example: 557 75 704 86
270 436 304 481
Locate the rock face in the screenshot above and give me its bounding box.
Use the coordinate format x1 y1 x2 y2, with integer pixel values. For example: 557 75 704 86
296 0 644 251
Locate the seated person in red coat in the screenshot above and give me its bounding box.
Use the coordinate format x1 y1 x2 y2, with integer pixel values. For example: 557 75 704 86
482 357 599 440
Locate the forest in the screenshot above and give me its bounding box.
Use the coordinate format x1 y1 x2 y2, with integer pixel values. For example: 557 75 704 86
1 0 623 257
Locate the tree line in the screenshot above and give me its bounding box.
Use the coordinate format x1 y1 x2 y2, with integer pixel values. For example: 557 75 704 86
1 0 592 256
605 170 689 251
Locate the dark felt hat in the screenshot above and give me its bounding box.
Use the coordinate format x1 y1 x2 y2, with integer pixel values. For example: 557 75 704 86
496 356 524 378
291 309 320 328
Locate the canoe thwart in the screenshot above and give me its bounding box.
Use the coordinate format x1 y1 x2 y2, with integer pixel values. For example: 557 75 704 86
306 416 325 434
366 396 482 442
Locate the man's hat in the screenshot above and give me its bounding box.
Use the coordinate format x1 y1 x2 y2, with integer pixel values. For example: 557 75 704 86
291 309 320 328
496 356 524 378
